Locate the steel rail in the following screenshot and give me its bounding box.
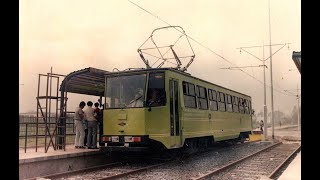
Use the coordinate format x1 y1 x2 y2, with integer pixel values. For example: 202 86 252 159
190 142 282 180
97 162 168 180
268 144 301 179
25 161 128 180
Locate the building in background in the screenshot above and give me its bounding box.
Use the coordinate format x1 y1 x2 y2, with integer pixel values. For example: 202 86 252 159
292 51 301 74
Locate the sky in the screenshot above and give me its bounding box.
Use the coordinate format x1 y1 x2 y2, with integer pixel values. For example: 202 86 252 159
19 0 301 116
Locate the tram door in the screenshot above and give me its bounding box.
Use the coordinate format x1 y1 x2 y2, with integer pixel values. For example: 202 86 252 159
169 79 182 147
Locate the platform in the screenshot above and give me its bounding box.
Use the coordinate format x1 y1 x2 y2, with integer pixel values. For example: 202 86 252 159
19 144 101 162
19 145 107 180
278 151 301 180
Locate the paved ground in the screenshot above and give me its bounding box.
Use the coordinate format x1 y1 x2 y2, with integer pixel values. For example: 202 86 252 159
19 144 100 160
278 152 301 180
266 125 301 141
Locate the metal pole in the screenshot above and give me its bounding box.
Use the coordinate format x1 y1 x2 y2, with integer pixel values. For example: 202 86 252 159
64 92 68 151
263 42 268 140
24 123 28 153
45 73 49 152
55 77 59 148
36 74 40 152
278 106 280 127
237 41 286 141
268 0 275 140
58 79 65 150
49 67 52 138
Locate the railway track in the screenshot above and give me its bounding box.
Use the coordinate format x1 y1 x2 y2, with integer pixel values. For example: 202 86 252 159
30 140 259 180
25 161 127 180
44 158 171 180
28 140 274 180
190 142 301 180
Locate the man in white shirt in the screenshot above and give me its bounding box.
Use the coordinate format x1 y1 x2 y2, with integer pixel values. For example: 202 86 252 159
84 101 98 149
74 101 86 149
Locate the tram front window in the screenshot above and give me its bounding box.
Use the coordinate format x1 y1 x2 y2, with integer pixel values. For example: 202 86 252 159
146 72 166 107
106 74 147 108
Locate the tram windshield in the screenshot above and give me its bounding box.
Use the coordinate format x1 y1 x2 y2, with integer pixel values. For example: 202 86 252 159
106 73 147 108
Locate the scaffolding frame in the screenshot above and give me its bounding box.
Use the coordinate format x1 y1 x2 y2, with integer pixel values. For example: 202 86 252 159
36 68 67 153
35 67 108 153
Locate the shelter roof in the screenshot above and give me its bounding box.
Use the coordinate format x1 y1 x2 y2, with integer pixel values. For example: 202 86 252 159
292 51 301 74
60 67 108 96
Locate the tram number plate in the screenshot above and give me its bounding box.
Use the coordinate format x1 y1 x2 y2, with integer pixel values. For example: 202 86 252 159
111 136 119 142
124 136 133 142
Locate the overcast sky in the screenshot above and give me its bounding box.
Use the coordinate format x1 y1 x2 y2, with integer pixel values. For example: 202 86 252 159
19 0 301 115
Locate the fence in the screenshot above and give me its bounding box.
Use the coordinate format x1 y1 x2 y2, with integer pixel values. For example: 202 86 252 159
19 115 75 152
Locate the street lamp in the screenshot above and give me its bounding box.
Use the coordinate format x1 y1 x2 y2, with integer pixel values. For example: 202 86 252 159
236 45 268 139
268 0 275 140
237 40 290 141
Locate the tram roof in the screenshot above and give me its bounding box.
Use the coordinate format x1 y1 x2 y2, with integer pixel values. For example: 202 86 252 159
105 68 251 98
60 67 250 98
60 67 108 96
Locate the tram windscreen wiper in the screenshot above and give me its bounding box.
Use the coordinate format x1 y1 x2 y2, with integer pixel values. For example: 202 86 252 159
126 95 142 107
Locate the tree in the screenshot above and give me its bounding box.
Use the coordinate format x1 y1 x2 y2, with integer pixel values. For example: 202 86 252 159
274 110 285 126
257 111 263 117
266 110 287 127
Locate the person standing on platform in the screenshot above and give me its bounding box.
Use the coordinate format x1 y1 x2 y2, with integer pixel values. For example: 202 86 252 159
84 101 98 149
83 116 88 147
74 101 86 149
260 120 264 134
94 102 103 146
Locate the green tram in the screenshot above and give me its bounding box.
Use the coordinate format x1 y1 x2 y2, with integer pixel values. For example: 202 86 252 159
100 68 253 152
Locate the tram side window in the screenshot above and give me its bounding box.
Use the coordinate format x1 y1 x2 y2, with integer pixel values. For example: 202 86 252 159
197 86 208 109
208 89 218 111
146 72 166 107
232 96 239 113
248 100 252 114
218 92 226 112
226 94 233 112
239 98 245 114
183 81 197 108
243 99 249 114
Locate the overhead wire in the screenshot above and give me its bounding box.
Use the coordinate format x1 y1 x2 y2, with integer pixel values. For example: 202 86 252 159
127 0 295 97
